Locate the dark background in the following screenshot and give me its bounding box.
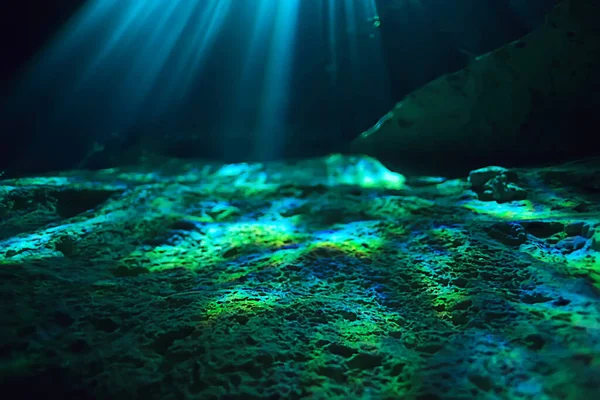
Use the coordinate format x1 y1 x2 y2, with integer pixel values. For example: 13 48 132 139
0 0 564 176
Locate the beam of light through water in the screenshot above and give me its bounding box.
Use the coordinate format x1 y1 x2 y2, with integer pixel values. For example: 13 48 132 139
345 0 361 73
6 0 393 166
254 0 302 161
338 0 391 131
364 0 379 15
327 1 339 86
161 1 233 105
219 1 274 161
10 0 232 133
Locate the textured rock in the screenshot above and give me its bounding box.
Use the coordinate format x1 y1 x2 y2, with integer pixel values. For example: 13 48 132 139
564 221 594 238
486 175 528 203
468 166 526 203
469 166 509 189
351 0 600 175
592 229 600 251
0 156 598 399
486 222 528 246
522 221 565 238
556 236 587 253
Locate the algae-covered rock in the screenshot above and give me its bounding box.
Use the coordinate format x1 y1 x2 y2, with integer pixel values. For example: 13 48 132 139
351 0 600 175
468 166 526 203
469 166 510 189
591 229 600 252
1 155 599 399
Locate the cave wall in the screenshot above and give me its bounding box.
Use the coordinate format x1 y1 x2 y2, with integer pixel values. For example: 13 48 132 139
351 0 600 176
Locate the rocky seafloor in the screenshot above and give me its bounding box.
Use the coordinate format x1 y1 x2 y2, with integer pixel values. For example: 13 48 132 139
1 155 599 399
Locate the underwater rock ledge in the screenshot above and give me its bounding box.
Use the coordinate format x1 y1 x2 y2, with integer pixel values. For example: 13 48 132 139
351 0 600 176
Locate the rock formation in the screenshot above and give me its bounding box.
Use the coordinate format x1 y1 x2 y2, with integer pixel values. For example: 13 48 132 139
351 0 600 175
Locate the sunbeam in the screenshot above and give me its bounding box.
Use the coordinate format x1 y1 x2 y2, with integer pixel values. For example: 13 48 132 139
254 0 301 161
166 0 233 104
326 0 339 86
7 0 392 164
12 0 233 134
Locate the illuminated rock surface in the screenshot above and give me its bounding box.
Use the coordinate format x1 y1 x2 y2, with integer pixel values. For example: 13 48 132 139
351 0 600 174
0 154 599 399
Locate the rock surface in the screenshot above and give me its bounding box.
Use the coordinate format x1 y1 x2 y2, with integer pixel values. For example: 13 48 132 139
351 0 600 175
469 166 528 203
0 155 599 399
